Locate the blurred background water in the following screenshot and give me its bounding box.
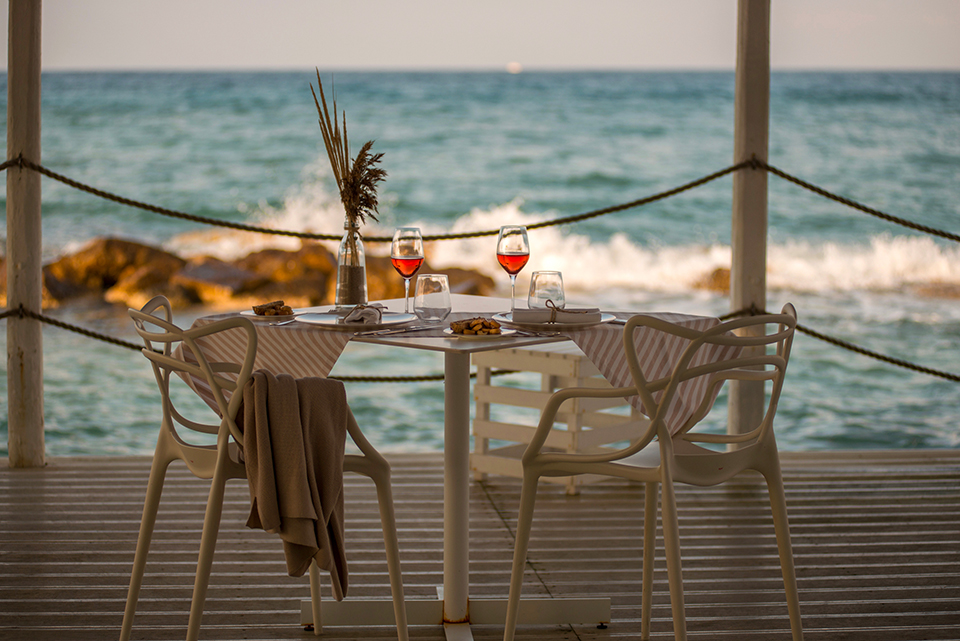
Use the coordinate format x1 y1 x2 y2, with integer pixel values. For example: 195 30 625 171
1 70 959 456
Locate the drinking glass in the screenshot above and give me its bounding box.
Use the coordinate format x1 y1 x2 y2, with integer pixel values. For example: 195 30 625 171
414 274 451 323
527 271 565 309
390 227 425 313
496 225 530 311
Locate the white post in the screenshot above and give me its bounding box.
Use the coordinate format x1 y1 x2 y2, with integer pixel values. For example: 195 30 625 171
729 0 769 436
6 0 45 467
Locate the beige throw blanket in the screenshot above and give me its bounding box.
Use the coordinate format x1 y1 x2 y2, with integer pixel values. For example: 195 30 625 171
238 371 349 600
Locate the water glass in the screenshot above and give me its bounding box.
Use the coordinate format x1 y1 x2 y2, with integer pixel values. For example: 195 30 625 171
414 274 451 323
527 271 565 309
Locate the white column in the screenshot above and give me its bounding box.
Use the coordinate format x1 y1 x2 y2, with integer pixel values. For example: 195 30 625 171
6 0 45 467
729 0 769 436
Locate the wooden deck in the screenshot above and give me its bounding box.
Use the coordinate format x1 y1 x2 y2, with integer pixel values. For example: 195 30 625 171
1 450 959 641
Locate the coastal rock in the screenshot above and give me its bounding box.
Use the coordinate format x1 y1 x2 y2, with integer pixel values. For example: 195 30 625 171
694 267 730 294
171 256 269 307
910 282 960 299
43 238 186 304
234 243 336 306
364 257 497 302
9 236 499 312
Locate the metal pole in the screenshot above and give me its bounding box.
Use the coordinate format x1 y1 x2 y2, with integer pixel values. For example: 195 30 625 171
7 0 45 467
729 0 769 436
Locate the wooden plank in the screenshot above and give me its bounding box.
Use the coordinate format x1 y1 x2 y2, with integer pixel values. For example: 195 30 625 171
0 451 958 641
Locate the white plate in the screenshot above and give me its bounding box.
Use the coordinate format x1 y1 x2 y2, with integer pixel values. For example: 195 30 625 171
492 312 616 331
443 327 517 340
295 312 417 331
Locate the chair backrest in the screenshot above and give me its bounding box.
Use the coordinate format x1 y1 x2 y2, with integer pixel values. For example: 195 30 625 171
618 303 797 458
128 296 258 445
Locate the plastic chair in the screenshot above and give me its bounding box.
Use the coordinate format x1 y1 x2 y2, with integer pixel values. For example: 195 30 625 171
502 304 802 641
120 295 408 641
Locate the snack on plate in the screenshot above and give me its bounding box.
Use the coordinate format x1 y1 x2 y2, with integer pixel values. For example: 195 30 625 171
252 300 294 316
449 317 502 335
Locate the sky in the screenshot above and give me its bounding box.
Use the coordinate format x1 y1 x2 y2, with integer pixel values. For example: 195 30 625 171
2 0 960 72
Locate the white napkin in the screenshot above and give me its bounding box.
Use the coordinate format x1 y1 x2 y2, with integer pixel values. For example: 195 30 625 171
343 303 384 324
511 306 602 324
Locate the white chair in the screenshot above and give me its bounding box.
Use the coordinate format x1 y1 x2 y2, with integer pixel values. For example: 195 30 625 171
120 295 408 641
502 304 802 641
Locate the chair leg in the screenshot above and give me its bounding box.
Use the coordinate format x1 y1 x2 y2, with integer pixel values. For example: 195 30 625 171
659 473 687 641
764 467 804 641
641 481 658 641
309 561 322 636
119 454 172 641
185 472 229 641
503 472 540 641
371 471 409 641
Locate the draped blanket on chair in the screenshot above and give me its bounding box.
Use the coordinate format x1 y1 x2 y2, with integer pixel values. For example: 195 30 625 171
237 371 349 600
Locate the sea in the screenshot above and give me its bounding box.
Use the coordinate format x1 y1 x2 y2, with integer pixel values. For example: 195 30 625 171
1 70 959 457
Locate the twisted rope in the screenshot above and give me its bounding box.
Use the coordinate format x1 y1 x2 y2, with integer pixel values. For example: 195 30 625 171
15 157 346 241
0 304 147 351
756 157 960 243
0 306 519 383
3 156 959 382
723 304 960 383
8 156 748 244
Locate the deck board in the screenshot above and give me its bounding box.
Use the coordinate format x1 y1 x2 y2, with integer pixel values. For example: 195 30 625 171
1 451 959 640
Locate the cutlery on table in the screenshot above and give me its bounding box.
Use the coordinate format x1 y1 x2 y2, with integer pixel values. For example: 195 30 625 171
357 325 438 337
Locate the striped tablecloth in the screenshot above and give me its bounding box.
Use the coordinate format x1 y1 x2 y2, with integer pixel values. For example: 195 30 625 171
181 309 737 435
563 312 739 434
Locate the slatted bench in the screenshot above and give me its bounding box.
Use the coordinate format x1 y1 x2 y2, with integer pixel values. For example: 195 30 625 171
471 341 646 495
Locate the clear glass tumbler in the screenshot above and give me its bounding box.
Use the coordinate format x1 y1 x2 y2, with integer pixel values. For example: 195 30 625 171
414 274 451 323
527 271 565 309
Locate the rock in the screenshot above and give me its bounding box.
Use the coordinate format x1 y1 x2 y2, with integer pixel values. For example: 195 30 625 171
171 256 269 307
694 267 730 294
43 237 186 306
366 255 406 301
910 282 960 299
5 235 500 313
438 266 496 296
365 258 497 302
234 242 337 306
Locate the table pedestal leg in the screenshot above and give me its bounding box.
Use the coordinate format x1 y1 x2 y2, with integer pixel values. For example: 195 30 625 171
443 351 471 627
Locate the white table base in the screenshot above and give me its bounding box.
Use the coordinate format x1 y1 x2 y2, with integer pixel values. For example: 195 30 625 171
300 595 611 635
300 350 610 639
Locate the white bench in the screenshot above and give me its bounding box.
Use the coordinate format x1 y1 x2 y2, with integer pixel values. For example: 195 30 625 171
471 342 646 495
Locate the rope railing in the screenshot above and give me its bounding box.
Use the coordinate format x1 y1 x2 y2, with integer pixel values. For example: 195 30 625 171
6 155 751 243
720 304 960 383
4 155 958 244
753 157 960 244
0 305 514 383
3 155 959 383
3 302 958 383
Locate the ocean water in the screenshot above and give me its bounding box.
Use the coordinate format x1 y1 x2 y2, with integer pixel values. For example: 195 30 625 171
1 70 959 456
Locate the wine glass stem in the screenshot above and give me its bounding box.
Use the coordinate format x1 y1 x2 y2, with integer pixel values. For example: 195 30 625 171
403 277 411 313
510 274 517 310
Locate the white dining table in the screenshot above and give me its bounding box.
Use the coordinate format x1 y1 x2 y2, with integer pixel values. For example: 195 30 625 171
187 294 735 641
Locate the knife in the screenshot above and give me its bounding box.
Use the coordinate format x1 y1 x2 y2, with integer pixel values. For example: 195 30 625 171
357 325 438 337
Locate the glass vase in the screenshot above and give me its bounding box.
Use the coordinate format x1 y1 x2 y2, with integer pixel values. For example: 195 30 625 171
335 218 368 310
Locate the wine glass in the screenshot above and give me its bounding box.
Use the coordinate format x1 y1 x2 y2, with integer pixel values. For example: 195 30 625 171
391 227 425 313
496 225 530 311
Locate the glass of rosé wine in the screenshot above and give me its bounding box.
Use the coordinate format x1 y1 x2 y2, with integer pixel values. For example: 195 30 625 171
496 225 530 311
391 227 425 313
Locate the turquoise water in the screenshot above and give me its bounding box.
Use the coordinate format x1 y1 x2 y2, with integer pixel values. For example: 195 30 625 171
2 70 960 455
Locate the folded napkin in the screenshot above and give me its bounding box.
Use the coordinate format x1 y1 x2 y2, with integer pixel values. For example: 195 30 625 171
343 303 383 324
512 305 602 324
